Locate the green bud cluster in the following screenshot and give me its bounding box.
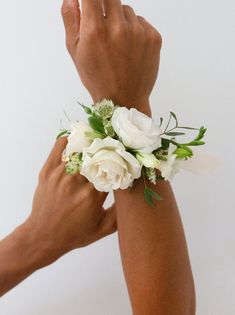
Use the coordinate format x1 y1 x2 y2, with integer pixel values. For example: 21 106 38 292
93 99 115 119
65 153 82 175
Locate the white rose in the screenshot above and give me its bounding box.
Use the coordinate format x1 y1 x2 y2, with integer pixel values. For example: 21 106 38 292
80 137 142 192
157 144 181 181
111 107 162 153
65 122 93 157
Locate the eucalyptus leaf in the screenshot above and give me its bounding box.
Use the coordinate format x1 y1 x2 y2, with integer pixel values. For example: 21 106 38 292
159 117 163 127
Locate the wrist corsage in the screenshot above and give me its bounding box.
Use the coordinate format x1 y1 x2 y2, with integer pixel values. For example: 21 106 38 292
58 99 207 207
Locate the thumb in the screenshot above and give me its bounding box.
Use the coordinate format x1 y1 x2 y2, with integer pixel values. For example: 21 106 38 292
98 205 117 239
61 0 81 48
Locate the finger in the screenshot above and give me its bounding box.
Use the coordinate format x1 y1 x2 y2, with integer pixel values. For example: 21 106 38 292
41 137 68 174
98 205 117 238
81 0 104 20
122 5 138 23
103 0 124 20
61 0 81 44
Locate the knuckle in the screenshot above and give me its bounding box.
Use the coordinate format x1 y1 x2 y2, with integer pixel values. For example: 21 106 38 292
149 30 162 46
133 25 144 38
122 4 134 12
137 15 145 20
112 22 129 39
48 170 59 185
84 25 105 42
39 168 47 182
81 187 92 200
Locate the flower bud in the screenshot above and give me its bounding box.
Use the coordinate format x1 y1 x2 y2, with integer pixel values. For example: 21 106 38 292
136 152 160 168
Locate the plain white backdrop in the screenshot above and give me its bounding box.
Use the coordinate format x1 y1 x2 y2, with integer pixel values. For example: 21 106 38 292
0 0 234 314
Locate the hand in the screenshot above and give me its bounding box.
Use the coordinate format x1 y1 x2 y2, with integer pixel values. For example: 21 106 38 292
61 0 162 114
18 137 116 268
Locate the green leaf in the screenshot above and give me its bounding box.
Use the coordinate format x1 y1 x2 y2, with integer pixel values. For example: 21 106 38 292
56 130 69 140
144 187 163 207
159 117 163 127
194 126 207 141
77 102 93 115
179 145 193 155
148 189 163 201
170 111 178 126
187 140 205 146
144 188 155 207
177 126 199 130
88 115 105 133
174 148 192 159
165 132 186 136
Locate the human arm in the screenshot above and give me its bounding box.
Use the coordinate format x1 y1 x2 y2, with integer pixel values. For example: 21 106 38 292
61 1 195 314
0 138 116 297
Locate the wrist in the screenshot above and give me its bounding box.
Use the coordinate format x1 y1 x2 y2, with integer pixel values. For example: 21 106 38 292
92 96 152 116
12 221 59 271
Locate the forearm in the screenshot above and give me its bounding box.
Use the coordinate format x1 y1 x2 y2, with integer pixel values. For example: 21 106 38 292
115 178 195 315
0 223 45 297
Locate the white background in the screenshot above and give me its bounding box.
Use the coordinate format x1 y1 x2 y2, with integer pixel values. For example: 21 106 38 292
0 0 234 314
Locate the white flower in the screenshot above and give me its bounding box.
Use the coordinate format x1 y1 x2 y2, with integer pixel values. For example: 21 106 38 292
136 152 160 168
111 107 162 153
80 137 142 192
65 122 93 157
157 144 181 181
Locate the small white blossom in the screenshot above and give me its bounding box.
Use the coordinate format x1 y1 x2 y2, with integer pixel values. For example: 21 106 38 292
157 144 181 181
145 168 157 185
136 152 160 168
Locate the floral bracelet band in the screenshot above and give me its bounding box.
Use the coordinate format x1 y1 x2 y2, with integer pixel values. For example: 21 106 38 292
58 99 207 207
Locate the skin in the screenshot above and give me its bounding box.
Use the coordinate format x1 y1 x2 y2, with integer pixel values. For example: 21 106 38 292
62 0 162 114
0 137 116 297
0 1 195 314
61 1 196 314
